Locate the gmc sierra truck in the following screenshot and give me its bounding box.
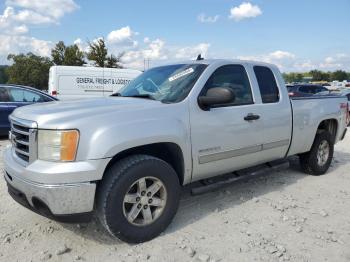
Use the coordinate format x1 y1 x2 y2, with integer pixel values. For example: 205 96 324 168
3 59 348 243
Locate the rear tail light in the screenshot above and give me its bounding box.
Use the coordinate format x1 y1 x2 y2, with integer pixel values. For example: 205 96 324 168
340 103 349 125
288 92 295 96
51 90 57 96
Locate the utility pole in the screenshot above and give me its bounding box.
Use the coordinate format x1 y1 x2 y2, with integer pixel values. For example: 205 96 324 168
143 58 151 71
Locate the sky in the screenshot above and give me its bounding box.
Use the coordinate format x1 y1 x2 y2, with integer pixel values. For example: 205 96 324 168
0 0 349 72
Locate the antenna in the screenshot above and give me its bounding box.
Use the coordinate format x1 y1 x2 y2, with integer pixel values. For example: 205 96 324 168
196 54 204 61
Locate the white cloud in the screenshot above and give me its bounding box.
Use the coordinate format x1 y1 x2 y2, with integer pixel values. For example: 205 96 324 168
237 50 296 70
73 38 90 52
238 52 350 72
0 34 52 63
0 0 78 35
118 38 211 69
229 2 262 21
197 13 219 23
107 26 138 47
13 24 28 34
293 60 316 71
238 50 295 63
6 0 79 20
122 38 168 68
175 43 210 59
0 1 78 61
269 50 296 60
319 54 350 70
14 9 56 24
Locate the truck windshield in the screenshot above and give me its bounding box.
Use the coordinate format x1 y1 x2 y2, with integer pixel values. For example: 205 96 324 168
116 64 207 103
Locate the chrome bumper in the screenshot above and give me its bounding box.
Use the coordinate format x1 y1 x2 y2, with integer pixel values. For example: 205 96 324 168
4 171 96 215
3 147 98 216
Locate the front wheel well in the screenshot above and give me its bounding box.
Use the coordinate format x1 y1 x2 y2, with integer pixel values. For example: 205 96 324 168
103 143 185 185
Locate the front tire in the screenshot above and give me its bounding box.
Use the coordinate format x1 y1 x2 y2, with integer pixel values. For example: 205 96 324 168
299 131 334 176
97 155 181 243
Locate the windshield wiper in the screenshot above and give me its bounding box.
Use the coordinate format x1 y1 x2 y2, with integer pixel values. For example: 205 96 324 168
110 92 122 97
123 94 156 100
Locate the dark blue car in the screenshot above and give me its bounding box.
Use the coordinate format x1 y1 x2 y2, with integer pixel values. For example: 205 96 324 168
0 84 57 136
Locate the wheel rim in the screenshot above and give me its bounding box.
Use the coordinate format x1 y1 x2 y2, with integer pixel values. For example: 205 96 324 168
122 176 167 226
317 140 330 166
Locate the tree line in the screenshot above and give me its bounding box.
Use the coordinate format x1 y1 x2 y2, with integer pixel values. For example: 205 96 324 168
1 38 124 90
283 70 350 83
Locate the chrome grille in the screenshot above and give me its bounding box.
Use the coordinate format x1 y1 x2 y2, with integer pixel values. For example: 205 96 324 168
9 117 37 165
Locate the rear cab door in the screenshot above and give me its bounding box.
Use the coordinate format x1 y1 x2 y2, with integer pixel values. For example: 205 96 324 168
247 64 293 161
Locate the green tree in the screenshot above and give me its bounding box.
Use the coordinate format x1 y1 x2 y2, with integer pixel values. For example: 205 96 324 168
309 70 330 82
309 70 324 81
6 53 53 90
51 41 85 66
0 65 9 84
86 38 124 68
331 70 348 81
106 53 124 68
283 72 304 83
86 38 108 67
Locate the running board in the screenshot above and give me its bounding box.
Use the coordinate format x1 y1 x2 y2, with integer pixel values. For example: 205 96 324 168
191 159 289 195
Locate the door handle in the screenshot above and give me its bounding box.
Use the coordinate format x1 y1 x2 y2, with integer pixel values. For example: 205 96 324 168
244 113 260 121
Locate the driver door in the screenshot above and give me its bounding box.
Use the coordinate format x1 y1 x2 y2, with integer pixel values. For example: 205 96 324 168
190 64 265 181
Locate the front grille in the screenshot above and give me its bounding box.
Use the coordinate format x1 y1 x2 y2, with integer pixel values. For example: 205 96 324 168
10 117 37 165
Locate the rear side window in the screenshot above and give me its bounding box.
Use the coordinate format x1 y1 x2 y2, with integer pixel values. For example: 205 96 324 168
254 66 279 103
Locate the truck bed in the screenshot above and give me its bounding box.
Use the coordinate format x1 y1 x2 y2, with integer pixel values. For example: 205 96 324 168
287 95 348 156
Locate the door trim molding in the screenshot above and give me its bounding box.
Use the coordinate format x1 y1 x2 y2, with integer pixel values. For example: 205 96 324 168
198 139 290 164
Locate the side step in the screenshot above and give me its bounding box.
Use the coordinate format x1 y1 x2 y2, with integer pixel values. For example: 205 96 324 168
191 159 289 195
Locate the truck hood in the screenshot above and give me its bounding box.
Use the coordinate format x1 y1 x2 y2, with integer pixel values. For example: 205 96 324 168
12 97 164 128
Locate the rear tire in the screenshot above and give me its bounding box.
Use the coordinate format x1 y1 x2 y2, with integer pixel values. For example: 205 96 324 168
299 131 334 176
97 155 181 243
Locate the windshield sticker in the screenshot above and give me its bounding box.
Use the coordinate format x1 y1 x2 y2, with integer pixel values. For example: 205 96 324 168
168 68 194 82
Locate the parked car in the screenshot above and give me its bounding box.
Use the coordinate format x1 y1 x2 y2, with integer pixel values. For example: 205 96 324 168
338 89 350 124
287 84 330 97
4 60 348 243
0 84 57 136
49 66 141 100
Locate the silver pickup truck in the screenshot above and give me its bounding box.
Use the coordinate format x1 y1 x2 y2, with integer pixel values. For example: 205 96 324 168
3 59 348 243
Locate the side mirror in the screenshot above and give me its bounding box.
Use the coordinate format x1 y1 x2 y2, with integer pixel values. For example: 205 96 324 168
198 87 235 110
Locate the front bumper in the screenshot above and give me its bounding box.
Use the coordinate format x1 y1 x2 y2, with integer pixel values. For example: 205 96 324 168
3 147 109 221
4 171 95 220
5 173 93 222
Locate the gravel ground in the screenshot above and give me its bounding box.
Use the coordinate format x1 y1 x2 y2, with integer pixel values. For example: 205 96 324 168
0 135 349 262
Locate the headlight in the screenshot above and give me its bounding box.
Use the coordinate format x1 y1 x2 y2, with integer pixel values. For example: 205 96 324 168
38 130 79 162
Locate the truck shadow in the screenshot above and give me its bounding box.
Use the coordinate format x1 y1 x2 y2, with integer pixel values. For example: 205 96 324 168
59 151 350 245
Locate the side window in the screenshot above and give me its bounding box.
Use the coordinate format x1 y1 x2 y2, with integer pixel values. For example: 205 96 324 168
23 90 42 102
8 88 25 102
203 65 253 106
0 87 10 102
299 86 308 93
254 66 280 103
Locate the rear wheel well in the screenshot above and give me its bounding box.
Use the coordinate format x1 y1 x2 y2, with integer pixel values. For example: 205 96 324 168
103 143 185 185
317 119 338 142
